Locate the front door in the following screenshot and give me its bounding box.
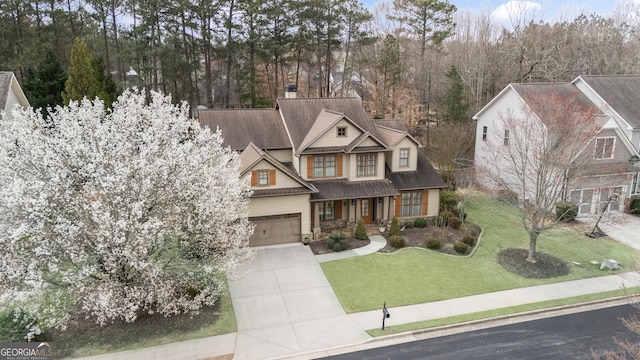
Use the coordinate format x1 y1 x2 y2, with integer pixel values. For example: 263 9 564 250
361 198 371 224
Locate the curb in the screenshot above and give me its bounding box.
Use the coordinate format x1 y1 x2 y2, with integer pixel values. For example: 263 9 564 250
273 295 633 360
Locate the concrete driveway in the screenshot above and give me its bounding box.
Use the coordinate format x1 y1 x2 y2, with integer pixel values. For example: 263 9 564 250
581 212 640 250
227 243 370 360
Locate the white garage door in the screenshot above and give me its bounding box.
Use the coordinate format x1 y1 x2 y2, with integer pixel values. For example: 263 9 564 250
249 213 301 247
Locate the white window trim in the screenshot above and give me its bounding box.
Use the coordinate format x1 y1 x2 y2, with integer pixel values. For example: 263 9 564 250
594 136 615 160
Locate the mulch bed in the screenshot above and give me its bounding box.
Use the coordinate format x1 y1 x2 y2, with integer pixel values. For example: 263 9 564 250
309 223 481 256
497 248 570 278
309 237 370 255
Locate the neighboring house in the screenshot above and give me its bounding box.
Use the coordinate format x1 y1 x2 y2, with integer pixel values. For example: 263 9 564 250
199 97 445 246
474 79 640 216
0 71 30 123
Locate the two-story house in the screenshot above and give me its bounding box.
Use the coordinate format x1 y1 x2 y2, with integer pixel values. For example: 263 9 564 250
474 81 640 216
199 97 445 246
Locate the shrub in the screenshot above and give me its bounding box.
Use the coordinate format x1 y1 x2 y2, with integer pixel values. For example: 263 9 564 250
326 237 336 249
389 216 401 236
339 238 349 250
425 237 441 249
497 188 518 204
414 217 427 228
462 235 475 246
0 309 43 342
440 190 460 212
389 235 405 248
333 243 342 252
449 216 462 230
355 219 368 240
432 215 446 227
403 221 414 229
453 241 468 254
555 201 578 222
630 198 640 215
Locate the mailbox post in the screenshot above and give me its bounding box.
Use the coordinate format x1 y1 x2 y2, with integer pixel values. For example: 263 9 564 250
382 302 390 330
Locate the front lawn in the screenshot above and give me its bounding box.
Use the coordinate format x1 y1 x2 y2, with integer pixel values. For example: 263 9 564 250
321 193 637 313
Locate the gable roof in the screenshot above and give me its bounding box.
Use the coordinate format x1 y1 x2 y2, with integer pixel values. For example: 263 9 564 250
299 109 360 151
276 97 382 150
198 108 291 151
0 71 29 113
238 143 317 196
375 123 422 148
574 75 640 128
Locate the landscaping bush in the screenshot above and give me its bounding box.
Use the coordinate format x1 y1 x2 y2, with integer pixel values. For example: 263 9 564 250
453 241 468 254
555 201 578 222
355 219 368 240
389 216 401 236
339 238 349 250
329 232 347 240
449 216 462 230
462 235 475 246
631 198 640 215
440 190 460 212
432 215 446 227
402 221 414 229
333 243 343 252
425 237 441 249
389 235 405 248
413 217 428 228
0 309 44 342
327 237 336 249
497 188 518 204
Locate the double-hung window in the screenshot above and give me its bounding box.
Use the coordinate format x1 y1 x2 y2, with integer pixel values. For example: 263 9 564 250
257 170 269 186
399 148 409 167
401 192 422 216
314 155 336 177
357 154 377 176
594 137 615 159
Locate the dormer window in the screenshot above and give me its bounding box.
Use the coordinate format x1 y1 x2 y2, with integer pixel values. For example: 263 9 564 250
257 170 269 186
337 126 347 137
399 148 409 167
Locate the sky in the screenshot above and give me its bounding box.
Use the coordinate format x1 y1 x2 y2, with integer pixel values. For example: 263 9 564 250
362 0 633 24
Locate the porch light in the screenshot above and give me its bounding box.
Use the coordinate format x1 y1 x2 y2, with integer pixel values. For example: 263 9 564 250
379 197 384 203
351 199 356 205
629 155 640 164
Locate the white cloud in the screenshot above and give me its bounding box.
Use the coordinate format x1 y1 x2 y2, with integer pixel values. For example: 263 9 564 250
491 1 543 22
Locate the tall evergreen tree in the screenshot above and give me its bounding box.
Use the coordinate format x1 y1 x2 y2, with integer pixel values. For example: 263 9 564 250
62 37 107 106
22 50 68 116
444 65 468 123
93 56 119 109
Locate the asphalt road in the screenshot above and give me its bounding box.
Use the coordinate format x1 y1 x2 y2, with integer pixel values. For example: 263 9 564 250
319 304 640 360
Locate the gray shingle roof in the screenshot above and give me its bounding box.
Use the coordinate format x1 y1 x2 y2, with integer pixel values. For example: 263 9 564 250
510 83 602 125
310 179 398 201
386 151 446 190
198 108 291 150
578 75 640 128
276 97 382 150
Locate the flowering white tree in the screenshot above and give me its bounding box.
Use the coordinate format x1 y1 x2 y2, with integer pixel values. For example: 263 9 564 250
0 89 253 335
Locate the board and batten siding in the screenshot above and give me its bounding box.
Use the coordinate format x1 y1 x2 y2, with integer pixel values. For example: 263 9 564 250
311 119 361 148
248 194 311 238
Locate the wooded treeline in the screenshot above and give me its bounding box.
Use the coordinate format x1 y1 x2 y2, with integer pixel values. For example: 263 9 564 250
2 0 640 122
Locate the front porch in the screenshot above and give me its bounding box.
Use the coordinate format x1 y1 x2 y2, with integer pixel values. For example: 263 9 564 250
309 179 399 239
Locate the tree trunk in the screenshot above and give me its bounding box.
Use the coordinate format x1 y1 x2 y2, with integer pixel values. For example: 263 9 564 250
527 232 538 263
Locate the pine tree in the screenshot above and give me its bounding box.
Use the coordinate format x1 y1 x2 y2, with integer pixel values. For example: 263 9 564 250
444 65 469 123
389 216 401 236
62 37 106 106
22 50 67 117
93 57 119 109
355 219 368 240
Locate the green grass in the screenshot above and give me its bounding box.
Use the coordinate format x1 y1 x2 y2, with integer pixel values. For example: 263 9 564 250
54 281 237 358
367 287 640 336
321 194 638 313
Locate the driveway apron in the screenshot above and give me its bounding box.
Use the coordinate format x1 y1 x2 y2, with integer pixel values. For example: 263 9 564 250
581 212 640 250
228 243 370 360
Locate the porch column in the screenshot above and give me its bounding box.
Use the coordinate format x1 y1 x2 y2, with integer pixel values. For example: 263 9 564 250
313 202 321 239
382 197 389 221
389 196 396 218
